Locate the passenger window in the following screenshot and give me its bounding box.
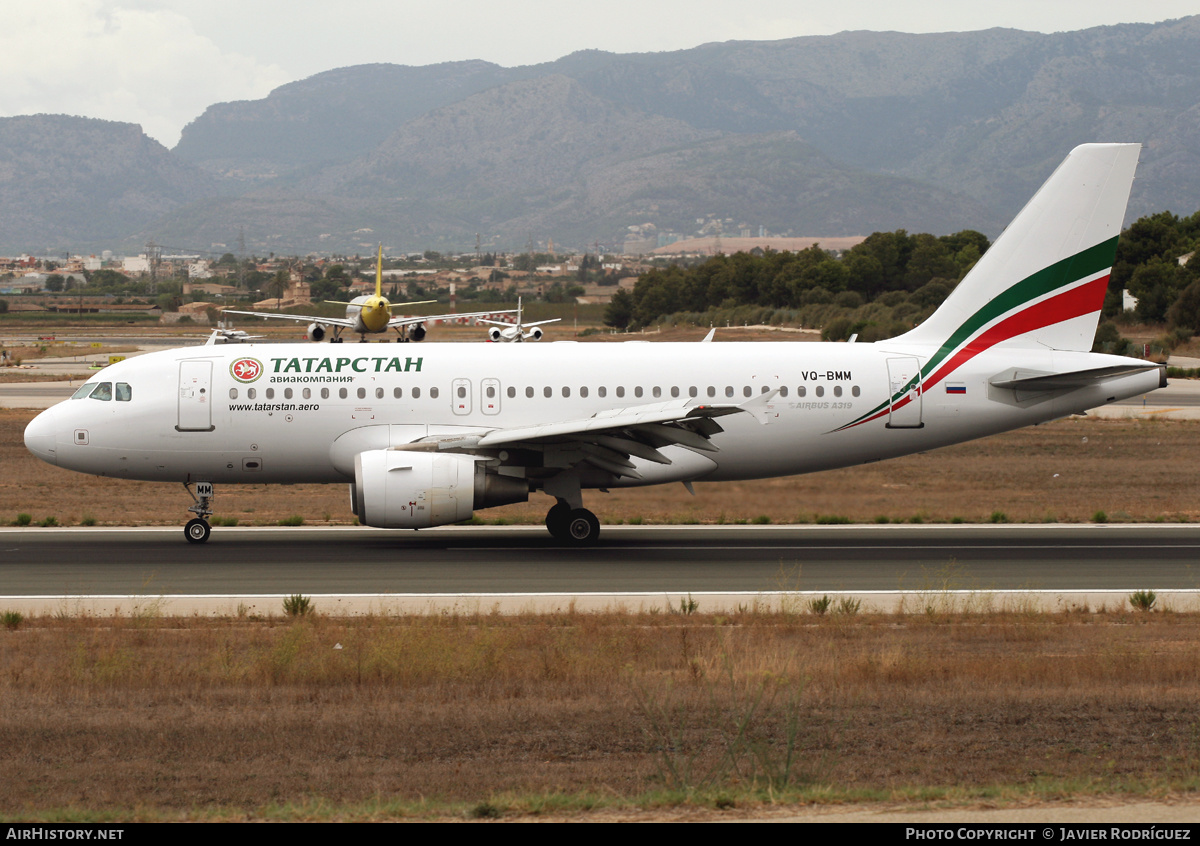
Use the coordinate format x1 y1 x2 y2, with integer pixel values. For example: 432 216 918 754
322 388 330 399
616 386 625 398
116 383 131 402
506 387 515 399
725 386 734 398
375 387 384 399
265 388 275 399
634 387 643 398
229 388 238 400
797 386 806 397
707 386 716 398
544 386 552 398
430 387 439 399
689 387 697 398
743 386 752 398
393 387 402 399
562 387 570 398
780 386 789 397
852 386 861 397
580 386 588 398
357 388 366 399
457 386 467 398
284 388 293 399
598 386 607 398
526 386 534 398
815 386 825 397
412 387 421 399
248 388 257 400
833 386 842 397
89 382 112 401
303 388 311 400
652 387 661 398
486 386 496 399
339 388 347 399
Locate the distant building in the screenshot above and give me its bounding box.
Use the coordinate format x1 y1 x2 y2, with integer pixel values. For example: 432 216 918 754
122 255 151 275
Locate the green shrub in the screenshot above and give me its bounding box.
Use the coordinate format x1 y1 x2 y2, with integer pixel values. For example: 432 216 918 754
282 594 313 617
1129 590 1157 612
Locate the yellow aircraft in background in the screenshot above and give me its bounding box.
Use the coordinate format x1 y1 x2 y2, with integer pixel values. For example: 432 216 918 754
225 245 512 343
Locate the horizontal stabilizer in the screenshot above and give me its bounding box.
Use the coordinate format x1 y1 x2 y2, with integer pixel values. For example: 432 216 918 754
990 364 1163 392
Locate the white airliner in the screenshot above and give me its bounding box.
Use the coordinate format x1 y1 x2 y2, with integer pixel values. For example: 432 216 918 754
24 144 1163 545
225 246 513 343
478 297 560 342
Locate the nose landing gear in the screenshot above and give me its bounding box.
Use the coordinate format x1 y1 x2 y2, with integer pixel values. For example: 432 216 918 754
184 481 215 544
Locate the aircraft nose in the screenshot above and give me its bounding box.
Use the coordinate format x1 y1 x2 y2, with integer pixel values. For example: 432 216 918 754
23 407 58 466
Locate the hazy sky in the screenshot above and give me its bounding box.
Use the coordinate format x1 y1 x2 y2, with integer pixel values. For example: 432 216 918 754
3 1 1197 147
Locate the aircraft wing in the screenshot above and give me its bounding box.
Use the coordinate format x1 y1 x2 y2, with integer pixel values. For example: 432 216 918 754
401 392 778 479
388 308 525 329
223 309 358 329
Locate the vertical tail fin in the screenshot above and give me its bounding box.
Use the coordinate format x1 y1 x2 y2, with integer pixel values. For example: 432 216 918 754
375 243 384 299
895 143 1140 357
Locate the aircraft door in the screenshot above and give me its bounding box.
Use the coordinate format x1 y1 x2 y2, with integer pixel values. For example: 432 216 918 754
885 356 923 429
452 378 472 416
481 378 501 415
177 360 215 432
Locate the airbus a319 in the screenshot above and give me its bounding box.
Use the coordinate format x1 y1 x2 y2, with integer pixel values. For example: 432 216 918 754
24 144 1163 544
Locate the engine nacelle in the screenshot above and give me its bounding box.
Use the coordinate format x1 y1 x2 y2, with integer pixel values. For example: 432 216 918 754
351 449 528 528
307 323 326 342
406 323 426 342
488 326 503 342
527 326 544 341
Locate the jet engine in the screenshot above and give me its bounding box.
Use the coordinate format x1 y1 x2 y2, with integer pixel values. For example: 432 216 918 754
527 326 544 341
307 323 326 342
351 450 528 529
406 323 427 342
488 326 504 342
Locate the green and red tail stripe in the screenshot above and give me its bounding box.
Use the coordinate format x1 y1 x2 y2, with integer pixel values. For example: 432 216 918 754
834 236 1119 432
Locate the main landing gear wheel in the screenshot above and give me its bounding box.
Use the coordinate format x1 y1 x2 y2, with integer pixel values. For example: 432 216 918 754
185 518 211 544
545 498 601 545
545 502 572 539
564 509 600 545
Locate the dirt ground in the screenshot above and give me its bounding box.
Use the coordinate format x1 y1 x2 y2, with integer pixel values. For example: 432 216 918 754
2 612 1199 820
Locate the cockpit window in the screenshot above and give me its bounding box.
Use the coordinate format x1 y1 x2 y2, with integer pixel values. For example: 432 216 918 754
71 384 94 399
115 382 132 402
88 382 113 402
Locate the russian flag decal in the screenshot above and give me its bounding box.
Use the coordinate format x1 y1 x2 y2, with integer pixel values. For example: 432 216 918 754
945 383 966 394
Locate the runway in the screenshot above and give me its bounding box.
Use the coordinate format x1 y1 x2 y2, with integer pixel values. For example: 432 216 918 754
3 525 1198 602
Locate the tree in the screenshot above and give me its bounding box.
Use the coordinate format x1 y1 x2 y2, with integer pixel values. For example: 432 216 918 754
604 288 633 330
44 274 65 293
265 270 290 303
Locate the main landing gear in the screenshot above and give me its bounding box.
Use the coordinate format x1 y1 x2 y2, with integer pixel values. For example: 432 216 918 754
545 499 601 545
184 481 214 544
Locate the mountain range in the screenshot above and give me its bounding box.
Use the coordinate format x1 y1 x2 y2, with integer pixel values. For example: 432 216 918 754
3 15 1200 256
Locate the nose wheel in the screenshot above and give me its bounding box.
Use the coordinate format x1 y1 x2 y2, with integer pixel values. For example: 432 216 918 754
185 518 211 544
184 481 215 544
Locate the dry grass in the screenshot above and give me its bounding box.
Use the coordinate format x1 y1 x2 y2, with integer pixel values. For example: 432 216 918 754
2 610 1199 819
4 408 1199 527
